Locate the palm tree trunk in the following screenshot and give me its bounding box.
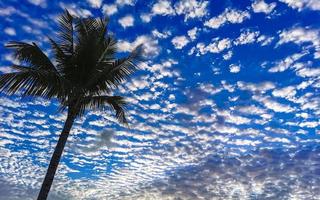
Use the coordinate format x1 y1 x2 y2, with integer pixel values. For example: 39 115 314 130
37 110 76 200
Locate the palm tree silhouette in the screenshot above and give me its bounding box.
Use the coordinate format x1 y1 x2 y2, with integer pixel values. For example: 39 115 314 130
0 10 142 200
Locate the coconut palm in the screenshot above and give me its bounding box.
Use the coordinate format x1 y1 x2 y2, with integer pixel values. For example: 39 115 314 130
0 10 142 200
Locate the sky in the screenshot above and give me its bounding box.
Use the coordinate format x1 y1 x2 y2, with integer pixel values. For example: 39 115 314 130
0 0 320 199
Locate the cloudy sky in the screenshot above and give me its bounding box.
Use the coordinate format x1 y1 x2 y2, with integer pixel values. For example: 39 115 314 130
0 0 320 199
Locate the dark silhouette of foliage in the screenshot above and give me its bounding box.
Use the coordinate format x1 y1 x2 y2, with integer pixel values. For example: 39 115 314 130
0 10 142 199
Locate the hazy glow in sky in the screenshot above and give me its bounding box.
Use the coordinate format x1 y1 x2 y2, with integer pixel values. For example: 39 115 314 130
0 0 320 199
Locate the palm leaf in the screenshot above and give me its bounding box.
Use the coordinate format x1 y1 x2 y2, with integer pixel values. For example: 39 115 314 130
97 36 117 63
85 44 143 94
0 66 65 99
5 41 58 74
80 95 127 124
57 9 74 55
48 37 73 76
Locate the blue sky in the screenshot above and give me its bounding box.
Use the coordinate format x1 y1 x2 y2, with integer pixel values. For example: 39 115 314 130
0 0 320 199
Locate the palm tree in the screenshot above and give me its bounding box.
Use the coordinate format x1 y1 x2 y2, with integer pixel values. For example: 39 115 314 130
0 10 142 200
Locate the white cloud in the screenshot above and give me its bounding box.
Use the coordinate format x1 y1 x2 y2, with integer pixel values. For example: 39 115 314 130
59 3 92 17
4 27 16 36
237 81 276 93
118 35 160 57
116 0 135 6
152 29 171 39
145 0 209 22
204 9 250 29
87 0 102 8
297 67 320 77
229 64 240 73
171 36 190 49
27 0 46 7
0 7 16 16
264 136 291 143
257 35 274 46
234 30 260 45
279 0 320 11
193 38 232 55
278 27 320 49
169 94 175 100
296 112 309 118
223 51 233 60
118 15 134 28
272 86 297 98
299 121 319 128
0 66 15 73
151 0 175 16
237 105 268 116
219 110 251 125
268 52 307 73
187 27 199 40
102 4 118 16
174 0 209 21
252 0 277 14
253 96 295 113
102 0 135 16
212 38 232 52
140 13 152 23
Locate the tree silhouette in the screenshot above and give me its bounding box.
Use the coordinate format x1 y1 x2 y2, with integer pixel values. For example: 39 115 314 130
0 10 142 200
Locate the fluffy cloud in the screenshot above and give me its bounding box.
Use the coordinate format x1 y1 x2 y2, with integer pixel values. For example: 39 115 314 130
102 0 135 16
171 36 190 49
27 0 46 7
229 64 240 73
118 15 134 28
187 27 199 40
278 27 320 49
152 29 171 39
257 35 274 46
146 0 209 23
223 51 233 60
118 35 160 57
102 4 118 16
151 0 175 16
272 86 297 98
279 0 320 11
0 6 16 16
191 38 232 55
234 30 260 45
59 2 92 17
87 0 102 8
116 0 135 6
237 81 276 93
252 0 277 14
268 52 307 73
140 13 152 23
253 96 295 113
0 66 15 73
204 9 250 29
297 67 320 77
125 147 320 199
174 0 209 21
4 27 16 36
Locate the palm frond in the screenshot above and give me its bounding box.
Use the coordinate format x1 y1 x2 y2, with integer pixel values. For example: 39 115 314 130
5 41 58 74
75 16 108 42
2 11 140 127
0 67 65 99
85 44 143 94
80 95 127 124
97 36 117 63
57 9 74 55
48 37 73 75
